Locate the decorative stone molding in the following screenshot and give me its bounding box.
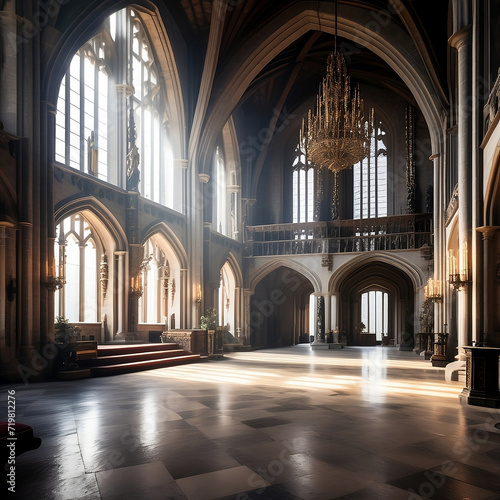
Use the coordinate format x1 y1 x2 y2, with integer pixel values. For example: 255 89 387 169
445 184 459 225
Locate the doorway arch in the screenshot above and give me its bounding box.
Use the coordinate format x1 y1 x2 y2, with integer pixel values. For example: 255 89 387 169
335 260 416 348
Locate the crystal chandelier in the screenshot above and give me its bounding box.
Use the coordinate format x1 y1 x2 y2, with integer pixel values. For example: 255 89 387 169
301 1 373 173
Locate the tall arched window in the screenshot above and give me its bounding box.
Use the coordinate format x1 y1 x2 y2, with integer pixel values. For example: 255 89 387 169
360 290 388 341
353 119 387 219
138 236 182 328
55 8 180 211
292 141 314 223
218 261 236 334
55 214 100 323
139 239 168 324
214 146 229 236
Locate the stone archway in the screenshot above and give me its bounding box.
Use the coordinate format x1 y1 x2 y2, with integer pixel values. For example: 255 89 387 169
250 266 314 348
338 261 415 348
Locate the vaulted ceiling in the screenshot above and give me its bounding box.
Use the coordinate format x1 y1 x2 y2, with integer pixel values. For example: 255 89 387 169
167 0 450 118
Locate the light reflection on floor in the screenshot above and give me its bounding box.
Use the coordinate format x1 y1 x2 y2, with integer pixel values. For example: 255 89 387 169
9 344 500 500
144 345 462 402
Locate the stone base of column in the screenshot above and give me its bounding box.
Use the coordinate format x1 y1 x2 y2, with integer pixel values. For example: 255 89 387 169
113 332 139 342
311 340 329 349
460 388 500 408
329 343 343 349
431 354 447 367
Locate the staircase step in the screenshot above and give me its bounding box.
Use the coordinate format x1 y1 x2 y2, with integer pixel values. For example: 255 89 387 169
92 348 189 366
90 354 201 377
97 343 180 357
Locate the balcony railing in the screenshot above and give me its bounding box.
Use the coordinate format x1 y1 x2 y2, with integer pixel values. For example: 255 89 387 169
245 213 432 257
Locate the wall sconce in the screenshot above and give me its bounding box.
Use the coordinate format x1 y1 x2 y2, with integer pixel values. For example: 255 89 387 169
195 284 202 304
424 278 442 302
448 243 470 291
46 275 66 292
100 253 108 299
130 275 143 297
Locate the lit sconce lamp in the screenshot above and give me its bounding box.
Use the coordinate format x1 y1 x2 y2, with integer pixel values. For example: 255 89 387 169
130 274 143 297
195 285 202 304
47 257 66 291
448 242 470 291
424 278 442 302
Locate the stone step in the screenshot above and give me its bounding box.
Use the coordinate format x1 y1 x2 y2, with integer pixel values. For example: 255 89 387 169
90 354 201 377
91 348 190 366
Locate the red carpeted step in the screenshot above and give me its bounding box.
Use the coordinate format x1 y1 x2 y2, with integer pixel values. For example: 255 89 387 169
90 354 201 377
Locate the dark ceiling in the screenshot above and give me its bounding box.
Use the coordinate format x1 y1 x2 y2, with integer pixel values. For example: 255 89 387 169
164 0 450 130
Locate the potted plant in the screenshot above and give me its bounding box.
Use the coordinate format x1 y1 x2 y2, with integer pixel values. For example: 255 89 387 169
54 316 81 344
200 307 218 356
200 307 217 331
54 316 81 370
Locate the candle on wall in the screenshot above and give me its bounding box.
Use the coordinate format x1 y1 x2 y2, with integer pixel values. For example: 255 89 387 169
461 240 468 280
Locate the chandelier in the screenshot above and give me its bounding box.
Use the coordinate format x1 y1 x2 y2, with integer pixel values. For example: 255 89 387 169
301 1 373 173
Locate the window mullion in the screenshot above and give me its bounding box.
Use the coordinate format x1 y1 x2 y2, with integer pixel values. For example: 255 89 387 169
79 51 85 171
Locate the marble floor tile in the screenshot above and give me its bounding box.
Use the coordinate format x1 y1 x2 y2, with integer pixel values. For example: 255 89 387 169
96 461 181 500
176 465 271 500
2 345 499 500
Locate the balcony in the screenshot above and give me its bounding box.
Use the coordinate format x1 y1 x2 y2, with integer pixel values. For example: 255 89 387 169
245 213 432 257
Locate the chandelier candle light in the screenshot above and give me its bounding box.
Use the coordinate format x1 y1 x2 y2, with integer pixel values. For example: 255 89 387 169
424 278 442 302
301 0 373 173
448 242 470 290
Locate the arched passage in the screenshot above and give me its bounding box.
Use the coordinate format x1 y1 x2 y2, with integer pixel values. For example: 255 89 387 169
336 260 415 348
250 265 314 348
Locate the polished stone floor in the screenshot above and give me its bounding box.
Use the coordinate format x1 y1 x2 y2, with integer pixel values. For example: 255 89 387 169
2 345 500 499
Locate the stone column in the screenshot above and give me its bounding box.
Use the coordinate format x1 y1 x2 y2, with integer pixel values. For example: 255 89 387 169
173 159 188 213
324 293 331 334
476 226 500 345
0 226 6 347
331 293 339 337
114 251 127 338
234 286 242 341
180 268 187 329
18 222 33 350
312 295 325 345
449 26 473 354
243 288 253 345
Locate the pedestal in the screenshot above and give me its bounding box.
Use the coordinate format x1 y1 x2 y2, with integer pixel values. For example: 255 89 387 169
459 346 500 408
431 333 449 367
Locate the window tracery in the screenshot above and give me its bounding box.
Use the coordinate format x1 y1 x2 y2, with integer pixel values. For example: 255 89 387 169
55 7 179 211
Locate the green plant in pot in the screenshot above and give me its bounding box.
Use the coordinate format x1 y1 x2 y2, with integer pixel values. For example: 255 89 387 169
54 316 81 344
200 307 217 331
54 316 81 370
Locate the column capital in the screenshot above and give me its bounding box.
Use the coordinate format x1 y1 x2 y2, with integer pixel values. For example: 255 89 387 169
115 84 135 97
448 25 472 50
174 159 188 169
199 173 210 184
476 226 500 240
